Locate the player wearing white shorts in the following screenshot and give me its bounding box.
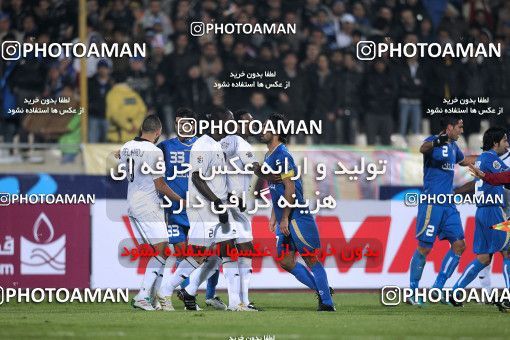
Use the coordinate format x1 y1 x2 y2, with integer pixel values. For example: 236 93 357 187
118 115 184 311
157 109 246 311
219 110 271 311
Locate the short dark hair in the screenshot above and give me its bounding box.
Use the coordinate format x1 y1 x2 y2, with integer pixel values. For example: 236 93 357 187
141 114 162 133
440 115 462 131
234 109 250 121
482 127 507 151
206 107 232 122
175 107 197 120
268 112 289 144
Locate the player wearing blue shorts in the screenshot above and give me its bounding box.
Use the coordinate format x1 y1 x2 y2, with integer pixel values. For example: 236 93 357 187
157 108 225 310
261 113 335 311
450 127 510 311
408 116 475 304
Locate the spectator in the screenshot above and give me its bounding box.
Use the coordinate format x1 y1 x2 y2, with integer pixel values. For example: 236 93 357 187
392 8 419 42
177 64 212 114
126 57 153 111
362 59 398 146
310 54 336 143
486 36 510 127
397 34 425 137
247 91 273 122
425 54 464 133
336 13 356 48
334 52 362 145
142 0 172 37
105 0 135 34
316 8 337 49
276 52 308 134
106 77 147 143
51 85 81 163
1 0 508 147
88 59 114 143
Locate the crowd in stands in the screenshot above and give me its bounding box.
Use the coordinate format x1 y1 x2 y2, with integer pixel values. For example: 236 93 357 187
1 0 510 151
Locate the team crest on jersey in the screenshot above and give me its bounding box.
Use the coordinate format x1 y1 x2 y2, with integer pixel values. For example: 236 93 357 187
493 160 501 170
197 156 203 163
246 151 253 158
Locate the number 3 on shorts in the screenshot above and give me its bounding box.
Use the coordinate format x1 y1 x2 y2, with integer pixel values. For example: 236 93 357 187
425 225 435 237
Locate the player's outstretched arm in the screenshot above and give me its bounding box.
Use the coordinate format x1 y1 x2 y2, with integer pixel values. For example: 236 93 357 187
469 165 510 186
279 177 295 236
459 155 478 166
154 177 185 204
454 180 475 195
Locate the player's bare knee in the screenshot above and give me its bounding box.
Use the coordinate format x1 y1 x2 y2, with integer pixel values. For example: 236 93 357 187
477 254 492 266
452 240 465 255
153 241 169 259
279 255 296 272
417 246 431 256
303 255 318 268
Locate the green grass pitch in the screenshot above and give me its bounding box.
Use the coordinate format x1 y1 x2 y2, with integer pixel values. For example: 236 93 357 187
1 292 509 339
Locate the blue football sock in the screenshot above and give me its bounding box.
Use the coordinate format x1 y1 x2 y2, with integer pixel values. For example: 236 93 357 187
433 249 460 289
310 262 333 306
289 263 317 291
453 259 487 290
205 269 219 299
176 259 190 288
410 250 426 290
503 258 510 289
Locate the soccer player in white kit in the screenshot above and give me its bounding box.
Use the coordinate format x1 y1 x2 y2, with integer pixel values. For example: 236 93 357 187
220 110 273 310
118 115 184 311
157 109 245 311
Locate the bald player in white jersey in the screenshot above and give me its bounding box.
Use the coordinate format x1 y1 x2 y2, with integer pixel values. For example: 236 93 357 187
117 115 183 311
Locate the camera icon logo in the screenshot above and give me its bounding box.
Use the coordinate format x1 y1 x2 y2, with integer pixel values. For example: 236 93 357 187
0 193 11 206
381 286 401 306
178 118 197 138
356 41 377 61
404 192 419 207
190 22 205 37
1 41 21 60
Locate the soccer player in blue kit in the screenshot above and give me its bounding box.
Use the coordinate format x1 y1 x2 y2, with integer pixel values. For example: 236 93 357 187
260 113 335 311
157 107 226 310
449 127 510 312
408 116 476 305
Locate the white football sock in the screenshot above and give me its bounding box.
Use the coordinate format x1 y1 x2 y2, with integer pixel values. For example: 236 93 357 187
238 256 252 305
151 266 164 299
158 257 200 297
478 264 491 290
222 257 241 308
185 256 221 296
137 256 164 299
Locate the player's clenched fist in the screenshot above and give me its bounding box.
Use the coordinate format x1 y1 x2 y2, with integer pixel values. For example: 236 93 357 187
433 133 449 147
